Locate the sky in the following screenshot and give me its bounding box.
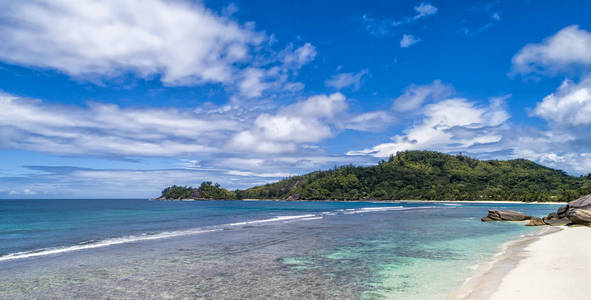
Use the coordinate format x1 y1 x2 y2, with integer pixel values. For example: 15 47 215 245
1 0 591 198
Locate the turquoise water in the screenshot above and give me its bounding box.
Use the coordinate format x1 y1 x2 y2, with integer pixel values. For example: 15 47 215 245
0 199 557 299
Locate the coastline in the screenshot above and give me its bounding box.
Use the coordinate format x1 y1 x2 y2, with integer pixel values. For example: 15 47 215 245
456 226 591 299
394 200 566 205
216 198 567 205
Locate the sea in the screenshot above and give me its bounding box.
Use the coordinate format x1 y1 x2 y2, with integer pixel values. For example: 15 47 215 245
0 199 558 299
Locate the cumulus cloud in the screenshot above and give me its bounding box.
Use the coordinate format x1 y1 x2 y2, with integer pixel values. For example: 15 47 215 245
533 77 591 126
0 0 314 98
0 92 242 157
282 43 317 69
400 34 420 48
510 77 591 173
325 69 368 90
512 25 591 75
348 97 510 157
0 0 259 83
228 92 395 153
229 93 347 153
238 68 268 98
392 80 454 111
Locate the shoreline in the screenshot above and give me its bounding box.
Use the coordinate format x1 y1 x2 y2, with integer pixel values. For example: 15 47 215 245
393 200 566 205
164 198 567 205
454 226 560 299
456 226 591 299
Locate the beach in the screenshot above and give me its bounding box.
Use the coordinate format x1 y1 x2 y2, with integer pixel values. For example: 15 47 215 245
459 226 591 300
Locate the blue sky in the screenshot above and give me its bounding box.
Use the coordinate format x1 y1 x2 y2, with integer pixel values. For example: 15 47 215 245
2 0 591 198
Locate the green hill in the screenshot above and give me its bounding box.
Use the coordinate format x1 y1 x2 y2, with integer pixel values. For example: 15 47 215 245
159 151 591 202
237 151 591 202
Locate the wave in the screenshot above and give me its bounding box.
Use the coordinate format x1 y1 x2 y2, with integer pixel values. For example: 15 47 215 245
0 228 223 262
0 205 440 262
0 214 319 262
338 206 437 214
226 214 317 226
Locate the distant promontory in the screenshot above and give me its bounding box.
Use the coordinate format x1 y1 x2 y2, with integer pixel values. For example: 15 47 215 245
157 151 591 202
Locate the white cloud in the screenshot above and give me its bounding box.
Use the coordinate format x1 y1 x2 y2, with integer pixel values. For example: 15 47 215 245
0 0 260 84
348 97 510 157
413 3 438 20
517 151 591 175
0 0 315 98
238 68 268 98
6 189 37 195
533 77 591 126
400 34 420 48
23 189 37 195
512 25 591 75
343 111 396 131
325 69 368 90
0 92 242 157
392 80 454 111
281 93 348 120
282 43 317 69
229 93 346 153
252 115 332 143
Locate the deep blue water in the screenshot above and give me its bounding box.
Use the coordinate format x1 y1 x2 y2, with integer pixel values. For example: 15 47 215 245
0 199 559 299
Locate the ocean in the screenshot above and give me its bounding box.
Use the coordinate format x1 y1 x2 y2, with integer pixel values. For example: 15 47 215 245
0 199 557 299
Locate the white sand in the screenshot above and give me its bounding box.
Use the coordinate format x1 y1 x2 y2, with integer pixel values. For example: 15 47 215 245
489 227 591 299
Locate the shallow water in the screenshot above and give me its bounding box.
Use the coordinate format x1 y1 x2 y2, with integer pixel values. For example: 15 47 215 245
0 199 557 299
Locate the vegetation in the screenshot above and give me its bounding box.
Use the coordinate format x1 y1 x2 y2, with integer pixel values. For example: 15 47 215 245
160 151 591 202
160 181 236 200
239 151 591 202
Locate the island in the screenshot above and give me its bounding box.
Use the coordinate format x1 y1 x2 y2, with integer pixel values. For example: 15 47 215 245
157 181 237 200
158 150 591 202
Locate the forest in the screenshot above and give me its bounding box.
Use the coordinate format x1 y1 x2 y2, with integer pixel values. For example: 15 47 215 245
160 151 591 202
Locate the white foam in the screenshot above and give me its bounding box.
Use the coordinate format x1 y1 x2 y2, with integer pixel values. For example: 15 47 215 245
339 206 436 214
298 216 323 221
0 228 222 262
226 214 317 226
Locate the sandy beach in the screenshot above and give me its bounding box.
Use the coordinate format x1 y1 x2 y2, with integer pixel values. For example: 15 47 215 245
459 226 591 300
